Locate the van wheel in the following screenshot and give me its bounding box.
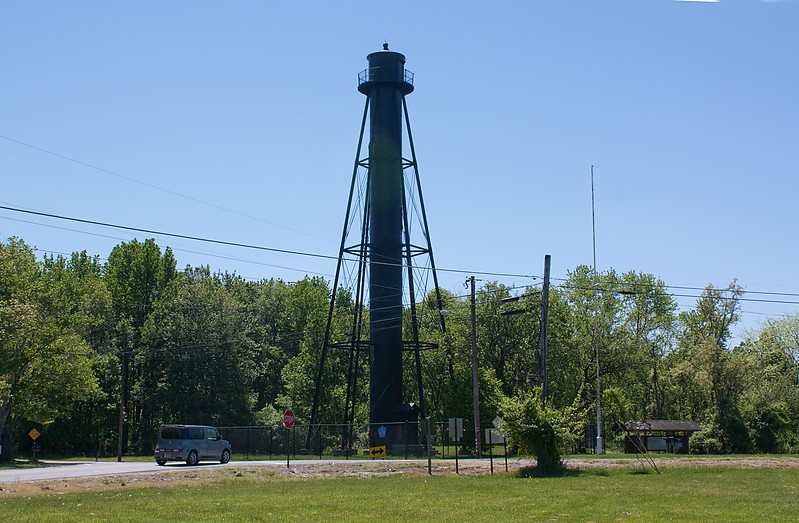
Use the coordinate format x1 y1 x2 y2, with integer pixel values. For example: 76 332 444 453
156 458 167 466
220 449 231 464
186 450 199 466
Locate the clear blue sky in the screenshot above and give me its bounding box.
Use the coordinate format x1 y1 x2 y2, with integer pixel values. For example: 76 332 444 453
2 1 797 341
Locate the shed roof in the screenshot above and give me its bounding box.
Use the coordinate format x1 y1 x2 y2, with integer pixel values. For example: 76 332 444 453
624 419 701 432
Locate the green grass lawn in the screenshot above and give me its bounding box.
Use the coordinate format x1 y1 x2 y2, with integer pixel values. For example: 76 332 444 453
2 464 799 522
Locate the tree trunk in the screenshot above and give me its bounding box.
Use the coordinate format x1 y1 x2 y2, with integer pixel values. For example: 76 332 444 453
0 398 13 462
650 345 663 419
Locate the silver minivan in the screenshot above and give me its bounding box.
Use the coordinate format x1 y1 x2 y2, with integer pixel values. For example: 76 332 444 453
154 424 232 466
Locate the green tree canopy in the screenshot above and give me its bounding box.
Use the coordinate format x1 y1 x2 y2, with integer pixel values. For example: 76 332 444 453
137 268 256 447
0 238 100 461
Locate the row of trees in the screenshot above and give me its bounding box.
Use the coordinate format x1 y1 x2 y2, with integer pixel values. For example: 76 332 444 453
2 236 798 460
423 269 799 456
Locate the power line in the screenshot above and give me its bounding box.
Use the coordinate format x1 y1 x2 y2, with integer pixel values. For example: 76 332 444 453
0 203 342 259
0 204 537 280
0 134 335 244
1 214 334 278
667 292 799 306
551 283 799 307
550 277 799 303
5 204 799 309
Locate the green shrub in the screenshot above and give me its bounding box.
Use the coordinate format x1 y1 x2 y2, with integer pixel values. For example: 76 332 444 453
689 425 724 454
501 388 582 474
746 401 791 453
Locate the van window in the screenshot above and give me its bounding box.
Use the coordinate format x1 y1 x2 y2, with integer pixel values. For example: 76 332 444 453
161 427 185 440
207 428 219 440
187 427 205 440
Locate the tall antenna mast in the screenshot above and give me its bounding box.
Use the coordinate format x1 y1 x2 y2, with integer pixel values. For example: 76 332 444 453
591 165 602 454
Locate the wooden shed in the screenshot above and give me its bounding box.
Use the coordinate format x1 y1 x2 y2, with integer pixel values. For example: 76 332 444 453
623 420 701 454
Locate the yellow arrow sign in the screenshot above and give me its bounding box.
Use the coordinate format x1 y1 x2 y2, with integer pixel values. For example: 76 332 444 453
369 445 386 458
29 428 40 441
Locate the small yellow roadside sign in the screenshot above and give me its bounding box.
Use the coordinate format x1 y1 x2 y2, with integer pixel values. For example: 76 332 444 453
29 428 40 441
369 445 386 458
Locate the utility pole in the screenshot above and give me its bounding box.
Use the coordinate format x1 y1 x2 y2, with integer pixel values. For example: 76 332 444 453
540 254 551 402
469 276 482 458
117 332 128 462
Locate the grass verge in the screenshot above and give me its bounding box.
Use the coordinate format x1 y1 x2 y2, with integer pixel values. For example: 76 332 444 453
1 463 799 521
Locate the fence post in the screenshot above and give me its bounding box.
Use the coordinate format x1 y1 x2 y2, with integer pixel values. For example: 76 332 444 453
503 435 508 472
425 419 432 476
405 421 409 460
286 426 290 469
445 423 449 459
345 422 350 460
455 430 459 475
488 428 494 474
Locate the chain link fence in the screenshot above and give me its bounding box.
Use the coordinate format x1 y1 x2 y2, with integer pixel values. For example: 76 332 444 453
217 421 510 462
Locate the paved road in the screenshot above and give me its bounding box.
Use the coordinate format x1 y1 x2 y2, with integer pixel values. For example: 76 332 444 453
0 460 234 484
0 458 429 484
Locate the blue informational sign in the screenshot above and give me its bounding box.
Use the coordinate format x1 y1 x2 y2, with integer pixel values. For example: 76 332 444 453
378 425 387 439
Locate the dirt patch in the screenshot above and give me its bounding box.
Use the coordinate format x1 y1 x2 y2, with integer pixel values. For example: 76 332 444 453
564 456 799 470
0 460 519 497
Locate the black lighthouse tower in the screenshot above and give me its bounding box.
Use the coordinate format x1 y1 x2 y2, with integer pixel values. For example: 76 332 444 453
306 45 446 451
361 47 414 432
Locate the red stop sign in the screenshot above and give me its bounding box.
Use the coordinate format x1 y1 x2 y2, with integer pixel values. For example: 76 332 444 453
283 409 295 429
